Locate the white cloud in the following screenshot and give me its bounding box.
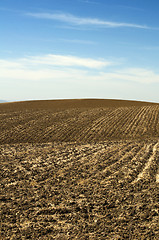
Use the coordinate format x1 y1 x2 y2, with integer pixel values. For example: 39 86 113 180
60 38 96 45
2 54 110 70
23 54 111 68
116 68 159 83
0 54 112 81
0 55 159 84
26 12 150 29
97 68 159 84
0 59 22 69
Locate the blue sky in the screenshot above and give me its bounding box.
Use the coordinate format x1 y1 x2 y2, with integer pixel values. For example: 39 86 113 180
1 0 159 102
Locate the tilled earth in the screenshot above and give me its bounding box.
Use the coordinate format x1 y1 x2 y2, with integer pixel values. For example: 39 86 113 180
0 100 159 145
0 141 159 239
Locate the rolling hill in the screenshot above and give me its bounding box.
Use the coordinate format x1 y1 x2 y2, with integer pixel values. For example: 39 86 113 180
0 99 159 239
0 99 159 144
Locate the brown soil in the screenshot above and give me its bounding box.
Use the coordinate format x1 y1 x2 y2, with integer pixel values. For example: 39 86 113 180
0 99 159 239
0 99 159 145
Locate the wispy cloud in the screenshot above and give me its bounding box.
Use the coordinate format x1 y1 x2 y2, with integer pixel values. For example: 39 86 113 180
60 38 96 45
99 68 159 84
0 54 112 82
26 12 150 29
21 54 112 68
0 54 159 84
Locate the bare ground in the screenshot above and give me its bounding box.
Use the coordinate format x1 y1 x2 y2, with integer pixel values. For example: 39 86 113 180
0 99 159 239
0 140 159 239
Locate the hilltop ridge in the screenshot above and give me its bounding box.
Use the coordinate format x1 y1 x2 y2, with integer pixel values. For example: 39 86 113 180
1 98 159 239
0 99 159 144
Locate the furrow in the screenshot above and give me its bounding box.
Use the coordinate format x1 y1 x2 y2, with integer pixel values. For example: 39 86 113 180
102 108 130 137
101 143 141 179
114 107 139 136
156 169 159 183
131 106 158 137
118 143 153 183
124 107 146 136
80 109 117 141
134 142 159 182
148 105 159 135
53 109 105 142
130 106 150 137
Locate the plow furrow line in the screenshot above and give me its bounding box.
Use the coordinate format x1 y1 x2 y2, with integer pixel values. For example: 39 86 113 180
82 108 130 141
132 106 158 136
93 142 131 164
80 110 118 141
103 109 132 137
0 111 57 143
53 109 104 142
156 169 159 183
89 143 137 176
130 107 150 137
36 112 81 142
90 108 124 129
114 107 139 135
149 106 159 134
133 142 159 182
124 107 146 136
102 144 141 177
118 143 153 183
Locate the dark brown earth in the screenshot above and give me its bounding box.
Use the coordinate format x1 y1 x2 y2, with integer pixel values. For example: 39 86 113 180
0 99 159 239
0 99 159 145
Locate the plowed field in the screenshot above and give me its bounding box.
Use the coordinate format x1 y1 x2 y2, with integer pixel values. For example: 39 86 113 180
0 99 159 144
0 99 159 239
